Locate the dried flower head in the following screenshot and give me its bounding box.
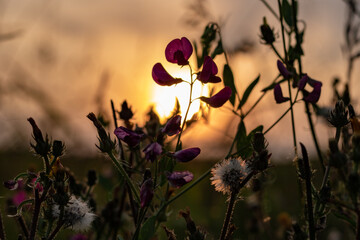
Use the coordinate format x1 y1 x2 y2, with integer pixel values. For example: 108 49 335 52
211 157 249 195
53 196 96 231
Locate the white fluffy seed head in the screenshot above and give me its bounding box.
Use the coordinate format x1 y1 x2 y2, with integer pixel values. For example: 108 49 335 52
53 196 96 231
210 157 249 195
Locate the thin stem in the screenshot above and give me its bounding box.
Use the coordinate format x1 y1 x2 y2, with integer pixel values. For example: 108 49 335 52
302 149 315 240
29 189 41 240
259 0 279 19
17 216 29 239
47 221 64 240
357 212 360 240
175 65 194 150
220 191 237 240
0 209 5 240
271 44 285 62
264 106 292 134
111 100 125 160
107 151 140 203
335 127 341 143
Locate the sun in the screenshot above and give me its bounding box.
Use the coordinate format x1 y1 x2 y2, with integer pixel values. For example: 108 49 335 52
151 66 208 121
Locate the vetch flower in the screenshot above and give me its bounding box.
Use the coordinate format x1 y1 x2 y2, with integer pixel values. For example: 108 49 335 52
162 115 182 136
53 196 96 231
172 147 201 162
197 56 221 83
3 180 18 190
200 86 232 108
211 157 249 195
152 63 183 86
165 37 193 66
143 142 163 162
114 126 143 148
12 190 26 206
140 178 154 208
274 84 290 103
303 79 322 103
277 60 292 79
167 171 194 188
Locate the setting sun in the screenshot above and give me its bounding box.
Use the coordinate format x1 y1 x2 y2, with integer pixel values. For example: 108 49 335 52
151 66 208 121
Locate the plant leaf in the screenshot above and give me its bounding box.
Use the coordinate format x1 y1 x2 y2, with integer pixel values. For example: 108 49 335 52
211 39 224 59
281 0 295 27
261 77 286 92
238 75 260 109
223 64 237 106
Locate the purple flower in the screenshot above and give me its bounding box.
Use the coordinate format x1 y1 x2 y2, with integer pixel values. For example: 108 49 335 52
303 80 322 103
143 142 163 162
167 171 193 188
274 84 290 103
114 126 143 148
200 86 232 108
197 56 221 83
172 147 201 162
277 60 292 79
152 63 183 86
3 180 18 190
298 74 308 90
140 178 154 208
165 37 193 66
162 115 182 136
13 191 26 206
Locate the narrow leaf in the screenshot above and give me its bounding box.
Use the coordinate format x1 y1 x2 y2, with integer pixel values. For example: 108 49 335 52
223 64 237 106
238 75 260 109
211 39 224 59
281 0 294 27
261 78 286 92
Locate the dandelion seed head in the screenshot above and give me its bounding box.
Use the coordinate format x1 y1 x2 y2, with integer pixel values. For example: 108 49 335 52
210 157 248 195
53 196 96 231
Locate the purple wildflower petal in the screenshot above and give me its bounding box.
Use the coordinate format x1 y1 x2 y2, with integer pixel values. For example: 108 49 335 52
152 63 183 86
277 60 292 79
303 82 322 103
162 115 182 136
298 74 309 90
173 147 201 162
143 142 163 162
198 56 221 83
165 37 193 66
114 126 143 148
140 178 154 208
274 84 290 103
3 180 18 190
200 86 232 108
167 171 194 188
13 191 26 206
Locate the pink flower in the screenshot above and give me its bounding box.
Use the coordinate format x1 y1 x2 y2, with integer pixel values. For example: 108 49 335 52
167 171 193 188
143 142 163 162
172 147 201 162
165 37 193 66
301 76 322 103
274 84 290 103
13 191 26 206
140 178 154 208
114 127 143 148
162 115 181 136
152 63 183 86
200 86 232 108
197 56 221 83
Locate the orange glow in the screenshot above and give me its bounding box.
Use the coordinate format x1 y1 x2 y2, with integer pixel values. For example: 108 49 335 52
151 66 208 121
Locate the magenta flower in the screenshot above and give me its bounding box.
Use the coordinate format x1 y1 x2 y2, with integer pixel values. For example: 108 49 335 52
167 171 194 188
197 56 221 83
152 63 183 86
114 126 143 148
140 178 154 208
172 147 201 162
200 86 232 108
143 142 163 162
165 37 193 66
274 84 290 103
13 190 26 206
277 60 292 79
162 115 182 136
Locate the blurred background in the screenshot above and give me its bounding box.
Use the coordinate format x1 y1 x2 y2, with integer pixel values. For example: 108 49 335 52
0 0 359 239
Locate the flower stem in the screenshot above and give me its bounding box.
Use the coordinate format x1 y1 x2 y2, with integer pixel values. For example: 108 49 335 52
220 191 237 240
176 65 194 150
108 151 140 203
0 209 5 240
111 99 125 160
17 215 29 239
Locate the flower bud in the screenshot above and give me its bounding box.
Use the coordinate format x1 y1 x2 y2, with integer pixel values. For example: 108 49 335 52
260 17 275 45
3 180 18 190
162 115 181 136
328 100 349 128
87 112 116 153
172 147 201 162
119 101 134 121
140 178 153 208
52 140 65 158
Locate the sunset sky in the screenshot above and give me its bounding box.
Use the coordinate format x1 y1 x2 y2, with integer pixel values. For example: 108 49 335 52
0 0 357 161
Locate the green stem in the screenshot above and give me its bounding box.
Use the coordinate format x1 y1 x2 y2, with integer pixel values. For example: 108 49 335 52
107 151 140 203
303 148 315 240
220 191 237 240
259 0 279 19
271 44 285 62
111 99 125 160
